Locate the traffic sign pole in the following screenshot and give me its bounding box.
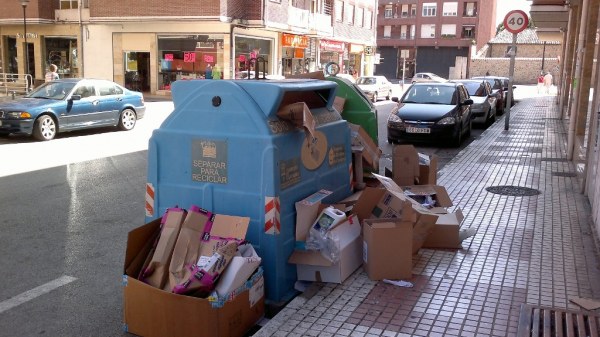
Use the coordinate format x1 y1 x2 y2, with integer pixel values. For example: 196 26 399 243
502 10 529 131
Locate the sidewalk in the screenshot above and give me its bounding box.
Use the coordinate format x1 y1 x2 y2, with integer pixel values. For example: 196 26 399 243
254 93 600 336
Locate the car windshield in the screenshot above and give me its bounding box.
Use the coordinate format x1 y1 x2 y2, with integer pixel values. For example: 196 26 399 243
357 77 376 85
463 82 486 96
27 82 76 100
403 85 455 104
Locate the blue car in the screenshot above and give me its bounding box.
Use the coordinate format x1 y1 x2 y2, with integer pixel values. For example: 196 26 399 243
0 78 146 141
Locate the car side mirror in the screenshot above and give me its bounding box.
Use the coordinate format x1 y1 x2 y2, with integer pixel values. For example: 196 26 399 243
70 95 82 101
392 97 399 102
463 99 474 105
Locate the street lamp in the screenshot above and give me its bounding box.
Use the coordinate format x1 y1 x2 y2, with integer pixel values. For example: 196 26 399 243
20 0 30 89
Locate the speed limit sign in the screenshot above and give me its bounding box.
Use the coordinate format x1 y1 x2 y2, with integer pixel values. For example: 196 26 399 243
503 10 529 34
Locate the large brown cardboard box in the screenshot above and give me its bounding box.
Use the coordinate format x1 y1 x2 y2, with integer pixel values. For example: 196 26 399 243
392 145 438 185
363 218 413 280
123 219 264 337
421 209 475 249
418 152 438 185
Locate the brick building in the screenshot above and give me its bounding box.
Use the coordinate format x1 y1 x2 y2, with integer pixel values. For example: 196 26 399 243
0 0 377 95
375 0 497 81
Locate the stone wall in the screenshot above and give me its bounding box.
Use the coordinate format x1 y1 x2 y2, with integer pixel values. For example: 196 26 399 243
466 57 560 84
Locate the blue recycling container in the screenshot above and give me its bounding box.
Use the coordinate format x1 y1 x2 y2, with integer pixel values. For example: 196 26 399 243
145 78 353 304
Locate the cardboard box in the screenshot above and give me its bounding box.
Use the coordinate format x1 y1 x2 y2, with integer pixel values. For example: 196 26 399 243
401 185 452 214
349 123 382 171
123 219 265 337
363 218 413 280
422 209 475 249
294 190 333 249
288 215 362 283
391 145 438 185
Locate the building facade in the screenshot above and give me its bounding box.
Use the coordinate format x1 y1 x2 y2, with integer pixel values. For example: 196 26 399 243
374 0 497 81
0 0 377 95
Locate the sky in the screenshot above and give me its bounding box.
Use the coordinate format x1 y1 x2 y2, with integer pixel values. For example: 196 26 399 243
496 0 532 26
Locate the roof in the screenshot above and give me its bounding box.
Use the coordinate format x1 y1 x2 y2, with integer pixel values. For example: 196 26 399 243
489 28 561 44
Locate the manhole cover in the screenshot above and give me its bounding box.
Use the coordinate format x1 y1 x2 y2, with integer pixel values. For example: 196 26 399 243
486 185 541 196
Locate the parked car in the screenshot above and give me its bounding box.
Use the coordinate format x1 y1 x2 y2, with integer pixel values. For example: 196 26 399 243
387 82 473 147
450 79 497 126
0 78 146 141
411 72 448 84
471 76 515 112
356 75 393 102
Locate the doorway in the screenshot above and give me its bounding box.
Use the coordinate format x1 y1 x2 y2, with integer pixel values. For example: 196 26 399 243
124 51 150 92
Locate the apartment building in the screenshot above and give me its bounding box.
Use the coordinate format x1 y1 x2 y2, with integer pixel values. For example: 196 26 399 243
0 0 376 95
375 0 497 81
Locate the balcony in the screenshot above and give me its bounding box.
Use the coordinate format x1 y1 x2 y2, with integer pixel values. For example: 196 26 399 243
54 8 90 22
309 12 333 36
288 6 309 31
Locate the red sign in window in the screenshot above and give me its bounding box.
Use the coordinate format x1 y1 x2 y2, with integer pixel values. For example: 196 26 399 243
164 54 174 61
184 52 196 63
239 55 246 62
203 54 215 63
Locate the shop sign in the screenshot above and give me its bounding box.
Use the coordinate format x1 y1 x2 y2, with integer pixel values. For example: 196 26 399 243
294 49 304 59
184 52 196 63
282 33 309 48
164 54 174 61
350 44 364 54
16 32 38 39
204 54 215 63
239 54 246 62
196 41 216 49
320 39 345 52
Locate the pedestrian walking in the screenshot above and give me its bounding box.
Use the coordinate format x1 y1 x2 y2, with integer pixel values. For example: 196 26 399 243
543 71 553 94
537 72 544 94
45 64 59 83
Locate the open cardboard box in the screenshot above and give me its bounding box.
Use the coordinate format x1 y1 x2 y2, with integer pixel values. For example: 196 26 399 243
363 217 414 281
354 174 472 250
123 219 264 337
288 214 362 283
349 122 382 171
392 145 438 185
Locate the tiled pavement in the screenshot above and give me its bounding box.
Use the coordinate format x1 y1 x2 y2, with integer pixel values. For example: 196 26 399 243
254 93 600 336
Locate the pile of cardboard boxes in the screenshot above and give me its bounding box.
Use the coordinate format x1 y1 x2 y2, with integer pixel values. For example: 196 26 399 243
122 206 264 337
289 143 475 283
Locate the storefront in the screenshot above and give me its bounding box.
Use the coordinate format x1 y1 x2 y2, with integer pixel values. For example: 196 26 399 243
281 33 308 76
44 36 79 79
347 43 364 77
318 39 345 73
157 34 225 90
233 35 274 78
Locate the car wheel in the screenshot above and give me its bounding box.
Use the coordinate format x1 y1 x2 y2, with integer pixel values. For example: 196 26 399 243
118 108 137 131
372 92 378 103
33 115 57 141
386 90 392 100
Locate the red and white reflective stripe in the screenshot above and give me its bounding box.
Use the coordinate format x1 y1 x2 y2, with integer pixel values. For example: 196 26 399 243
349 163 354 192
145 183 155 217
264 196 280 235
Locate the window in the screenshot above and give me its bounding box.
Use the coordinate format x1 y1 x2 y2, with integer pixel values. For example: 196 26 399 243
335 0 343 22
364 10 372 29
346 4 354 24
420 24 436 38
401 5 408 17
73 84 95 98
422 3 436 17
356 7 364 27
98 81 122 96
443 2 458 16
383 25 392 38
384 5 393 18
441 24 457 37
323 0 333 15
411 5 417 17
400 25 408 39
462 26 475 38
60 0 78 9
464 2 476 16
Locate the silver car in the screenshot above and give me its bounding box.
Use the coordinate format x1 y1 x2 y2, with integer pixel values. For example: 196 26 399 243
450 79 497 126
356 75 393 102
411 72 448 84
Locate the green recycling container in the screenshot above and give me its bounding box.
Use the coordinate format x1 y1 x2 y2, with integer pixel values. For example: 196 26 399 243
326 76 378 144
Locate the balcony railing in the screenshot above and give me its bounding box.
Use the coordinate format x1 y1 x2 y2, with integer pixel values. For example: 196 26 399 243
288 6 309 29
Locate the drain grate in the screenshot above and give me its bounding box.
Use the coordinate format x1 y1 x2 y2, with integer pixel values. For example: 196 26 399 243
541 158 569 162
552 172 578 177
486 185 541 196
517 304 600 337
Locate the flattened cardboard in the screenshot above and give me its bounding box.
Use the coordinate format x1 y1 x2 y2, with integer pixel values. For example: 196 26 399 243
349 122 382 170
392 145 420 186
363 218 413 280
288 215 362 283
215 243 262 297
276 102 316 139
123 221 264 337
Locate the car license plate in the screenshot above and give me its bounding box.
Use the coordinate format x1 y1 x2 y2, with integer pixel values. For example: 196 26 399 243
406 126 430 134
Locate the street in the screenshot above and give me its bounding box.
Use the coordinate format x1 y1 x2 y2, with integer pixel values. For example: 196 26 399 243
0 86 530 336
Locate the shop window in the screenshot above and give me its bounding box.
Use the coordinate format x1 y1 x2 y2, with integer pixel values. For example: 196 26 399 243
45 37 78 78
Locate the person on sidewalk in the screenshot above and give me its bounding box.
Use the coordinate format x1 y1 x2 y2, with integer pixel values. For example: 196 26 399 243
537 72 544 94
543 71 553 94
44 64 59 83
